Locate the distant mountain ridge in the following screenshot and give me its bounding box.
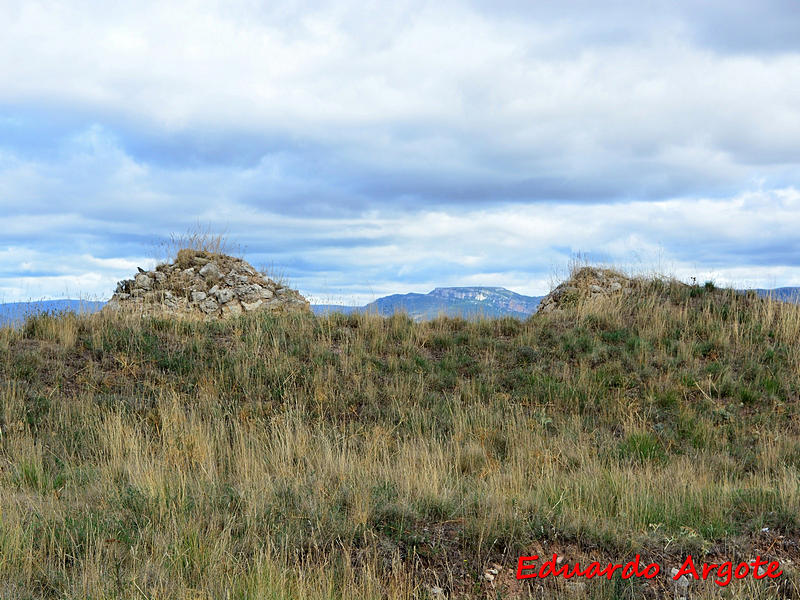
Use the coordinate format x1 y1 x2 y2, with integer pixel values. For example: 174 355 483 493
4 285 800 326
749 287 800 302
314 286 543 320
0 300 105 327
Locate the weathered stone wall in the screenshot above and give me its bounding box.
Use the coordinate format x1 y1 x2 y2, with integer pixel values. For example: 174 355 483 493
104 250 310 319
537 267 635 314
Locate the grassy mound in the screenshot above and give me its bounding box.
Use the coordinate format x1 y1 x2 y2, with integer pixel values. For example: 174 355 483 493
1 277 799 599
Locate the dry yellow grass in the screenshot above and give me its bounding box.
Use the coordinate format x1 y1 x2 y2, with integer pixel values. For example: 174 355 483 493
1 277 799 598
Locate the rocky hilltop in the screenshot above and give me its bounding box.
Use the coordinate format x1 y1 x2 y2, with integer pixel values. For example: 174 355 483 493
104 250 310 319
537 267 637 313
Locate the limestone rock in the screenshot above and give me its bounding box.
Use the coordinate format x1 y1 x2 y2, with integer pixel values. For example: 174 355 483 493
103 250 310 320
222 301 242 317
236 284 264 302
670 568 690 600
199 262 222 282
200 297 219 314
242 299 263 312
134 273 153 290
537 267 634 314
214 288 234 304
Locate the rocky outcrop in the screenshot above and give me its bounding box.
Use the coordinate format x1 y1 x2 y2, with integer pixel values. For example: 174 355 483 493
104 250 310 319
536 267 635 314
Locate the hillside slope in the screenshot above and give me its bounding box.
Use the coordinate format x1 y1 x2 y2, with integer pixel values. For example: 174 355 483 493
1 274 798 598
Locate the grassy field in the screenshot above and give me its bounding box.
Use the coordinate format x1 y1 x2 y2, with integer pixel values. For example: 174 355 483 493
1 275 799 599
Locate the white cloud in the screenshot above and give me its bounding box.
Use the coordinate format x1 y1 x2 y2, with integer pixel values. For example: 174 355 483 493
1 1 800 302
3 187 800 303
2 116 800 303
2 0 799 186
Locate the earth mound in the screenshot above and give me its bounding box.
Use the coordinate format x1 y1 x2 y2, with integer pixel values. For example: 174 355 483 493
104 249 310 319
537 267 638 314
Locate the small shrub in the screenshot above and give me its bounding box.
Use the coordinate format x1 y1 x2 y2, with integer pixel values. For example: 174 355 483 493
618 432 666 463
156 222 241 265
515 345 538 365
23 311 78 348
175 248 198 269
738 386 759 406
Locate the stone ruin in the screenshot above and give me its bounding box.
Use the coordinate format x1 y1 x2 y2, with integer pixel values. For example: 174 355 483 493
536 267 635 314
104 249 310 319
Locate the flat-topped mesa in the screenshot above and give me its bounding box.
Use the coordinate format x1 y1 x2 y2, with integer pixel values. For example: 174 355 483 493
537 267 638 314
429 287 507 301
104 250 310 319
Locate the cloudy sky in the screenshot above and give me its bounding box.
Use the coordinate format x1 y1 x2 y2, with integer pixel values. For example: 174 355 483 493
2 0 800 304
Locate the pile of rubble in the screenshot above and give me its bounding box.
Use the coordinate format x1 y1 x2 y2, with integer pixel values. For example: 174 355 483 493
104 249 310 319
537 267 635 314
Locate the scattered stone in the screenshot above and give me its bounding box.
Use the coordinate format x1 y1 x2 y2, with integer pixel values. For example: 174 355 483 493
242 299 263 312
214 288 235 304
564 581 586 596
481 564 501 585
222 301 243 317
200 297 219 314
755 564 769 577
104 250 310 320
235 284 263 301
134 273 153 290
670 568 690 600
199 262 222 282
225 273 250 286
